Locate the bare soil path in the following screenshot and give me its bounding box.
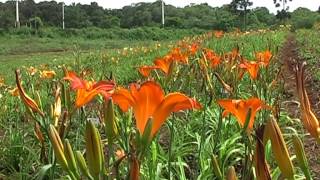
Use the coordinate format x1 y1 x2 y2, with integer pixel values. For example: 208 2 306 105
280 33 320 179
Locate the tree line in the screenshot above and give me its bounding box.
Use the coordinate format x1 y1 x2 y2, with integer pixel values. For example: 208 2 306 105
0 0 319 30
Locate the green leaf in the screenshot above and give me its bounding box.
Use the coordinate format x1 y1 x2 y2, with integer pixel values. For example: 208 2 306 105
35 164 53 180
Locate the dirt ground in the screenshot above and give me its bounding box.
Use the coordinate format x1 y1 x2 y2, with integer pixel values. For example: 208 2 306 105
279 34 320 179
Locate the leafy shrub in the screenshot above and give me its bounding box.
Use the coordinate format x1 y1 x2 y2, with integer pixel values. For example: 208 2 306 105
3 26 206 41
291 8 318 30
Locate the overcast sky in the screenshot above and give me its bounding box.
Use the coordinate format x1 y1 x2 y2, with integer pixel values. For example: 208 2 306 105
5 0 320 14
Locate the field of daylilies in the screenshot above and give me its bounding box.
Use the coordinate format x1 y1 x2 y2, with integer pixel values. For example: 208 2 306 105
1 27 320 180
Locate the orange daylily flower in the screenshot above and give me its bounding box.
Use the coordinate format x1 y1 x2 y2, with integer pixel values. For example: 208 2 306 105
218 98 270 130
138 65 160 77
9 87 19 96
27 66 38 76
295 62 320 142
256 50 272 67
214 30 224 38
0 76 5 87
112 81 201 139
64 71 115 108
203 48 221 68
169 48 188 64
40 70 56 79
115 149 126 159
154 57 173 75
223 48 240 70
239 60 260 80
188 43 199 56
15 70 44 116
138 47 188 77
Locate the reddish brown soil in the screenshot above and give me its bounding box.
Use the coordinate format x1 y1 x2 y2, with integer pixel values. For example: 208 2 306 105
280 34 320 179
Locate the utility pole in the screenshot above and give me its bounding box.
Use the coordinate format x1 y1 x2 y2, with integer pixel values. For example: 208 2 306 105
161 0 164 28
15 0 20 28
62 2 65 29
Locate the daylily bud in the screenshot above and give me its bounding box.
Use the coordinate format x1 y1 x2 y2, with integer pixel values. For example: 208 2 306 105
292 135 311 180
75 151 93 180
129 154 140 180
295 62 320 142
53 86 62 127
15 69 44 117
263 118 294 179
64 139 78 177
50 105 54 122
35 122 48 163
104 99 118 141
214 72 233 94
58 111 68 138
166 60 176 81
61 82 71 112
35 91 43 111
254 126 271 180
211 155 222 180
48 125 68 171
34 122 44 145
198 56 214 92
226 166 237 180
85 120 103 178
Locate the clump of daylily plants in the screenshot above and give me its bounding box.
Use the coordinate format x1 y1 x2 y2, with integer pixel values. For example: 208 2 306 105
10 30 319 179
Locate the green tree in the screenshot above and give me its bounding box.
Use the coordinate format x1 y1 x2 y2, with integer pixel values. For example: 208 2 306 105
28 16 43 30
230 0 253 30
215 6 237 30
65 3 91 28
273 0 293 21
252 7 276 26
37 1 61 26
20 0 38 23
0 1 15 29
291 7 318 29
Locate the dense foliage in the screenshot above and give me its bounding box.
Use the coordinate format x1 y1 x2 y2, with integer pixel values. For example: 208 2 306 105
0 0 320 31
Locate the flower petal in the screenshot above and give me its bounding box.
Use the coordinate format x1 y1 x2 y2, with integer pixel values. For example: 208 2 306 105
63 71 86 90
154 58 172 75
75 89 99 107
138 66 160 77
112 87 135 112
239 61 260 80
93 80 115 100
218 98 268 130
131 81 164 135
152 93 201 137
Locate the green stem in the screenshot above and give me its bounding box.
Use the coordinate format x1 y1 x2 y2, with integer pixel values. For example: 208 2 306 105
168 116 175 179
199 89 209 172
